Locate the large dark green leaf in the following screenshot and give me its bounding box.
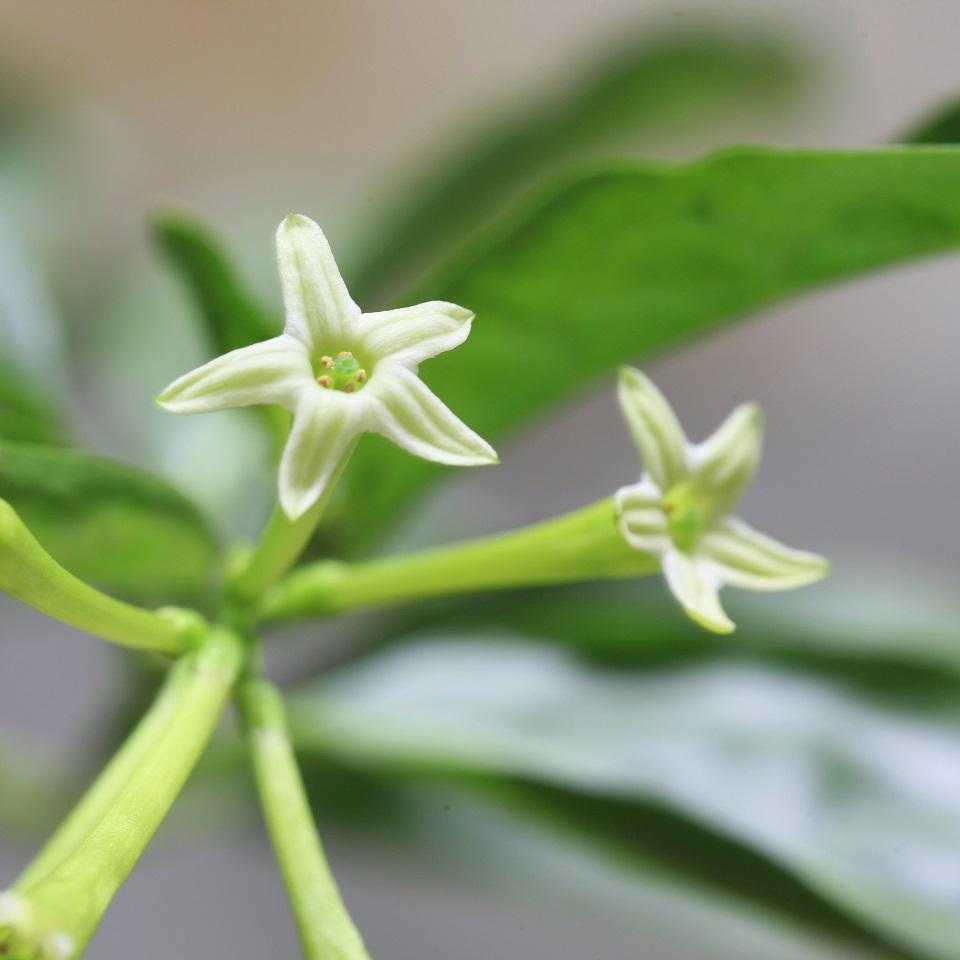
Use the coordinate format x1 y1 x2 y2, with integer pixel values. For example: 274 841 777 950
350 27 806 302
340 147 960 549
289 634 960 960
0 439 217 603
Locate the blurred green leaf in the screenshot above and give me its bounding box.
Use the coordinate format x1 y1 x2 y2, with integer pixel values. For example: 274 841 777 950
340 147 960 549
0 356 64 444
383 576 960 696
405 780 905 960
290 634 960 960
351 26 807 302
0 438 217 604
151 210 288 444
902 101 960 145
151 210 278 354
0 735 69 836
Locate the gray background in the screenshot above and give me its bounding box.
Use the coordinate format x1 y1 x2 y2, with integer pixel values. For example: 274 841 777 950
1 0 959 957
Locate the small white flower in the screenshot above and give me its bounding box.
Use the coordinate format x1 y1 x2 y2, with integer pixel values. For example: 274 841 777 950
158 215 497 519
614 367 828 633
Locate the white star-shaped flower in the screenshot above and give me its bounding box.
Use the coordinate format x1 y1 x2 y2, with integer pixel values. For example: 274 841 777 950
158 215 497 519
614 367 828 633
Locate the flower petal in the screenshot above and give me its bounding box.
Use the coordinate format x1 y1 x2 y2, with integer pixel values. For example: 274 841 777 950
662 549 735 634
617 367 688 489
690 403 762 512
156 336 310 413
276 215 360 348
356 301 474 366
698 516 830 591
278 394 362 519
368 366 498 466
614 479 670 554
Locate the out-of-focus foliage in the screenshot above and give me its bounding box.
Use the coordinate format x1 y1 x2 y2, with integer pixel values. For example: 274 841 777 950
151 211 277 356
297 763 901 960
151 211 288 446
0 738 67 835
156 149 960 556
289 627 960 960
343 147 960 548
902 100 960 145
0 356 63 444
0 439 216 603
348 26 808 303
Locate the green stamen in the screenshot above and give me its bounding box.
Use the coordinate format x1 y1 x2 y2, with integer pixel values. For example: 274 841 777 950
662 482 712 553
316 352 366 393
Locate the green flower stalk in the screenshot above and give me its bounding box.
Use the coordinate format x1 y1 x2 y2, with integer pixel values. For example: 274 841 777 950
0 628 244 959
259 497 657 621
0 498 203 655
239 678 370 960
260 368 827 633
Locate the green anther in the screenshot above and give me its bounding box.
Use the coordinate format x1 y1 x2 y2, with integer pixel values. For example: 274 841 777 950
315 352 367 393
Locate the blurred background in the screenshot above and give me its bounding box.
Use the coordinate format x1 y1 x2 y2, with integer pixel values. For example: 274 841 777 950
2 1 960 957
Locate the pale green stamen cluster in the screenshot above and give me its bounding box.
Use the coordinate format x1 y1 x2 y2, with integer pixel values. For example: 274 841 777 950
662 481 715 553
315 351 367 393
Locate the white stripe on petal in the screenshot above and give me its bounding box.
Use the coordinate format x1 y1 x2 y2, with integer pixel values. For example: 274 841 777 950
368 366 498 466
276 215 360 349
662 549 734 634
617 368 688 490
689 403 762 513
356 301 473 367
698 516 829 592
156 335 311 413
278 393 362 519
615 480 670 554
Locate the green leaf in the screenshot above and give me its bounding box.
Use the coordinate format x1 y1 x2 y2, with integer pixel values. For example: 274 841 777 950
289 634 960 960
151 211 289 446
901 99 960 145
340 147 960 548
151 210 278 355
350 26 806 301
0 439 217 604
390 575 960 691
0 356 64 444
402 780 905 960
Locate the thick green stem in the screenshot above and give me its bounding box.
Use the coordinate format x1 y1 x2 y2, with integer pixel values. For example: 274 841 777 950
239 678 370 960
0 499 202 655
261 496 658 621
228 442 357 605
4 628 244 957
15 658 193 891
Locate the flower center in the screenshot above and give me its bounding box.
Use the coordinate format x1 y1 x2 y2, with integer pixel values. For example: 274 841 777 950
661 482 712 553
314 352 367 393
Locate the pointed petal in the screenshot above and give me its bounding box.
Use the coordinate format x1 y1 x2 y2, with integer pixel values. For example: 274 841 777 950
368 366 497 466
355 301 474 366
615 479 671 554
617 367 688 489
278 394 361 519
662 549 735 634
698 516 830 591
276 215 359 348
156 336 310 413
690 403 762 512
